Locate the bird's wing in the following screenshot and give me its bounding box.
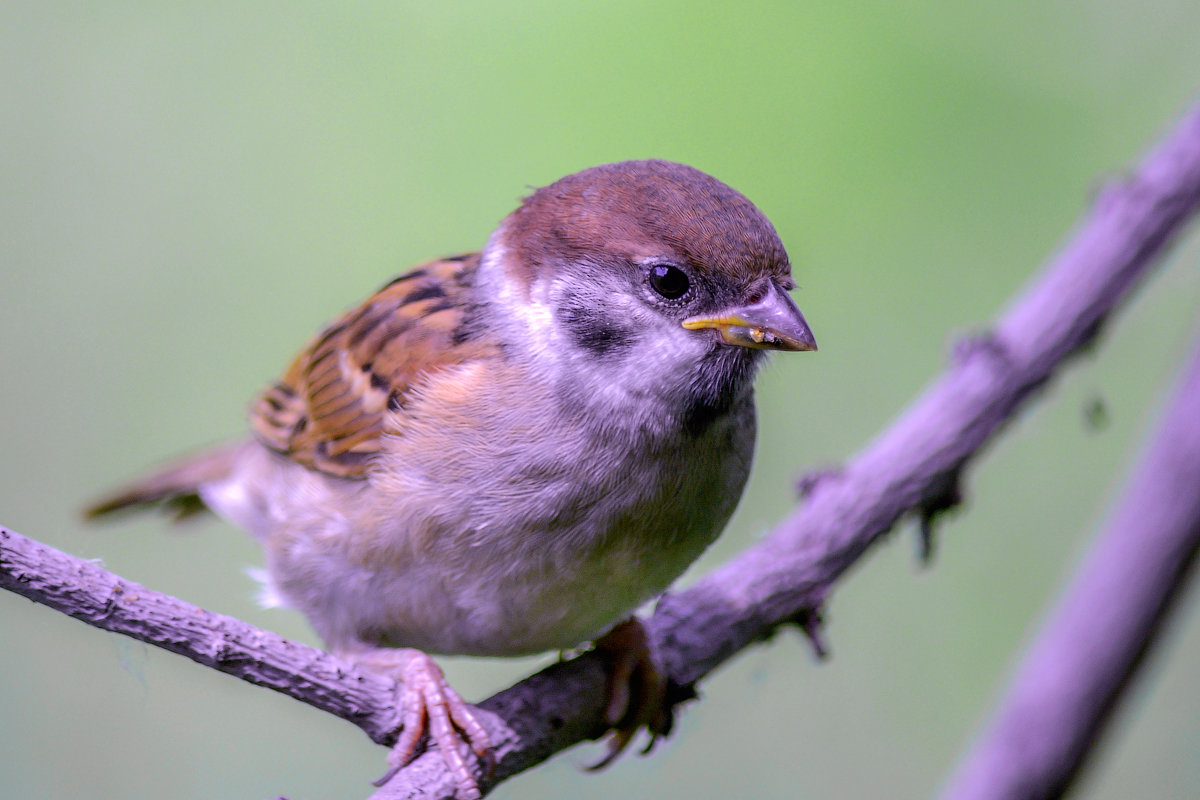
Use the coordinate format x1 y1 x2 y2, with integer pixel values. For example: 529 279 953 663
250 253 490 478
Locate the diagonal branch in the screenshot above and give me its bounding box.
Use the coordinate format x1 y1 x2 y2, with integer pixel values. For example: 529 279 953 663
2 98 1200 799
938 328 1200 800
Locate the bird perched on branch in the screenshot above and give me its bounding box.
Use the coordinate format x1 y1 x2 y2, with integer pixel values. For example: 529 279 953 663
87 159 817 799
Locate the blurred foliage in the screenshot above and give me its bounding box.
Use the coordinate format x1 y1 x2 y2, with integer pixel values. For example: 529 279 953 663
2 3 1200 798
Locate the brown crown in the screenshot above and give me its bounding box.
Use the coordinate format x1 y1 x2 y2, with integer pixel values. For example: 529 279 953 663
501 160 791 288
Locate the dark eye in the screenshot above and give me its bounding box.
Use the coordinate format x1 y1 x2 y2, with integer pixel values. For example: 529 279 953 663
648 264 690 300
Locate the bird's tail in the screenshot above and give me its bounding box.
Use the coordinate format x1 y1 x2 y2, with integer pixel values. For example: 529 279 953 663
84 442 243 522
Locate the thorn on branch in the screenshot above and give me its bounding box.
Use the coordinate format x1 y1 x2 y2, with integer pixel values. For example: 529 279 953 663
795 465 843 499
1074 312 1112 357
788 605 831 661
951 329 1009 367
915 471 965 567
661 679 698 737
917 518 937 566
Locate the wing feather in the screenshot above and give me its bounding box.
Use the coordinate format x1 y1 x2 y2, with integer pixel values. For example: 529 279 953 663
249 253 489 477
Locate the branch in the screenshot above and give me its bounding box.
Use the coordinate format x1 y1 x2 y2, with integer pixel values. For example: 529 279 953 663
938 328 1200 800
2 98 1200 799
0 526 404 745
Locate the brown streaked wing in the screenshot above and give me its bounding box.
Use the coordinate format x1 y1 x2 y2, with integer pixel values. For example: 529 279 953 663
250 253 487 478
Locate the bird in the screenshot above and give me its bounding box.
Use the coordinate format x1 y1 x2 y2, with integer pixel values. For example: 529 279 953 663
86 159 817 799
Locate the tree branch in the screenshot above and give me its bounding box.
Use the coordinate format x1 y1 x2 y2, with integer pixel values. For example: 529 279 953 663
2 99 1200 799
938 329 1200 800
0 526 404 745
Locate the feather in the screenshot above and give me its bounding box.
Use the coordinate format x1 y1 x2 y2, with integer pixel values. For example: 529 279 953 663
249 254 494 478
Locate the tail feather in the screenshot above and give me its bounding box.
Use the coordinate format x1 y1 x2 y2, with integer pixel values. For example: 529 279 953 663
84 443 242 522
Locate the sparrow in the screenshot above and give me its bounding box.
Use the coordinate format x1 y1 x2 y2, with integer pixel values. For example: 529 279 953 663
87 159 817 799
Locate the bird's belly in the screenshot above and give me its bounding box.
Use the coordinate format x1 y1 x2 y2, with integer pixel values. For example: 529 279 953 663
323 458 742 656
255 392 756 656
367 533 691 656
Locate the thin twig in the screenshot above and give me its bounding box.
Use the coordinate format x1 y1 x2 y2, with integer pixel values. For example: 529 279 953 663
939 327 1200 800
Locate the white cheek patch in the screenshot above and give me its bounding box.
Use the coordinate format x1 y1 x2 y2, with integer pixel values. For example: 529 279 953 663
524 281 557 333
477 241 557 361
478 239 712 413
549 280 709 411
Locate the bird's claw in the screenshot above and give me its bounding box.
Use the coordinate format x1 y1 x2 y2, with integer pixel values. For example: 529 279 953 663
588 618 673 770
346 648 492 800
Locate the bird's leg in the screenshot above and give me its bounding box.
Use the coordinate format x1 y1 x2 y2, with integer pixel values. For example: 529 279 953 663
589 617 672 769
338 647 492 800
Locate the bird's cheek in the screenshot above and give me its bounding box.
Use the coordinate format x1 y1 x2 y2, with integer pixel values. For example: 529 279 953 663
553 300 640 361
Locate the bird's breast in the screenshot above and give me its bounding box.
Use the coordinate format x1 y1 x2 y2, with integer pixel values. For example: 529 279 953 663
350 366 758 655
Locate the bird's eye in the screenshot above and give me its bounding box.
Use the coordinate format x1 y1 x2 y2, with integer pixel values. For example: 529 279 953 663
648 264 690 300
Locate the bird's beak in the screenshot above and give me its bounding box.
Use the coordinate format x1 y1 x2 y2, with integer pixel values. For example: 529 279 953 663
682 279 817 352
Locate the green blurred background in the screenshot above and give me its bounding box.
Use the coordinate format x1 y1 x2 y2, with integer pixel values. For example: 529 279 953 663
3 3 1200 798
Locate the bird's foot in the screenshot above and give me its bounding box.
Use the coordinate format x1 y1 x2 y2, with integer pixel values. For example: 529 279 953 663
589 617 673 769
342 647 492 800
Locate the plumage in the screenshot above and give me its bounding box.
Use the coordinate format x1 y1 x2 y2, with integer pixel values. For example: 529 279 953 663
86 160 817 799
249 254 492 477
